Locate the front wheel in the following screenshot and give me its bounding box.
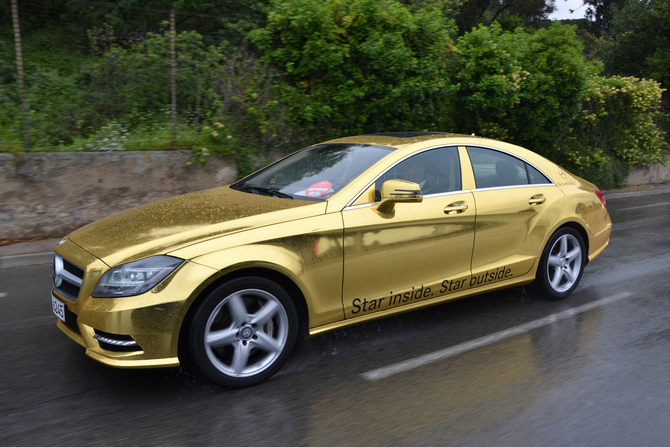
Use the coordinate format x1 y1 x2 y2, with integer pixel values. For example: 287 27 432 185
535 227 586 300
186 277 298 388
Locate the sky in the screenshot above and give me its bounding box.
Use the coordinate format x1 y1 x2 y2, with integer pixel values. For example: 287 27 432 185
548 0 588 20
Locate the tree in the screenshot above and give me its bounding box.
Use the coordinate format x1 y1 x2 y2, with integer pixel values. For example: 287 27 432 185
600 0 670 146
450 22 595 152
0 0 272 49
455 0 556 35
601 0 670 88
558 75 666 188
583 0 626 34
250 0 458 137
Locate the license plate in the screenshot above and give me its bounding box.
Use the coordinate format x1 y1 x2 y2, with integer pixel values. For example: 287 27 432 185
52 294 66 322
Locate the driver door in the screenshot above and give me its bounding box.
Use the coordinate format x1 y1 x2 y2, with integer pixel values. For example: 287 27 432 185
341 146 476 318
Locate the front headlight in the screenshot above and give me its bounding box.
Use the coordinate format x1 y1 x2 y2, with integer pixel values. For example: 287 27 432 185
92 256 183 298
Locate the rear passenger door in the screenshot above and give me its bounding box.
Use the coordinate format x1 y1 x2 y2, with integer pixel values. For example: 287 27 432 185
466 146 565 287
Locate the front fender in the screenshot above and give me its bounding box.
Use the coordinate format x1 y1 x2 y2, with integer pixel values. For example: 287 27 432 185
171 213 345 328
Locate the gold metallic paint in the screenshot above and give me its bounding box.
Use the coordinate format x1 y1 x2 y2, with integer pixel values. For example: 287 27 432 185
311 268 538 336
552 171 612 259
179 212 345 327
458 146 477 190
351 183 377 206
68 186 315 266
342 191 476 319
54 259 219 367
470 185 565 277
52 134 611 369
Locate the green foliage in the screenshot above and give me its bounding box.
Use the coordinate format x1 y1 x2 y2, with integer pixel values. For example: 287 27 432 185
556 75 667 188
2 28 228 150
583 0 626 35
601 0 670 87
450 23 596 153
78 28 296 171
196 52 302 176
0 26 96 150
1 0 668 191
599 0 670 148
398 0 465 18
0 0 271 49
454 0 555 36
250 0 457 137
0 20 295 165
20 68 89 148
0 96 24 154
66 121 199 152
87 29 223 122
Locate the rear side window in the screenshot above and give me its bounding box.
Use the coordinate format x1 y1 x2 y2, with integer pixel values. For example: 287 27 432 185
525 163 552 184
467 147 550 188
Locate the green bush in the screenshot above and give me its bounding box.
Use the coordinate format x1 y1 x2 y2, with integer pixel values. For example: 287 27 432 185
65 121 202 152
2 4 667 191
250 0 457 137
600 0 670 148
19 68 90 149
556 75 667 188
0 97 23 154
450 22 596 153
86 29 223 124
202 53 300 168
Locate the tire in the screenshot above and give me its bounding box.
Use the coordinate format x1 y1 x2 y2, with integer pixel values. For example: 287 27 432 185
187 277 298 388
535 227 586 300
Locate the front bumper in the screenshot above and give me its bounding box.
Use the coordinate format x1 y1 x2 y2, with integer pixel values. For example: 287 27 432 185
53 240 218 368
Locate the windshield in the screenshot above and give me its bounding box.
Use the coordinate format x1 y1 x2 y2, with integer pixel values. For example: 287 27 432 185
232 144 395 201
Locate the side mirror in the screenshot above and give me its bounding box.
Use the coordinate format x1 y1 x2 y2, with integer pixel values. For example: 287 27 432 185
377 179 422 214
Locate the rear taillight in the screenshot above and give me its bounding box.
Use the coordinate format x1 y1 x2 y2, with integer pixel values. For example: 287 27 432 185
596 191 607 209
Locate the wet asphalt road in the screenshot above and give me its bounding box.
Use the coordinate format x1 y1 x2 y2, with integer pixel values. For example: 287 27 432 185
1 193 669 446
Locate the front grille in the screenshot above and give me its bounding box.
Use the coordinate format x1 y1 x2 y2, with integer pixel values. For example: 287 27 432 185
53 255 84 300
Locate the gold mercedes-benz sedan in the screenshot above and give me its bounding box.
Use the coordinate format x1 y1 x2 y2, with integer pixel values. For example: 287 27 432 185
52 133 611 387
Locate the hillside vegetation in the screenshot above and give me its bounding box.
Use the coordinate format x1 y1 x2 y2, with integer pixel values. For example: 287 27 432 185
0 0 667 187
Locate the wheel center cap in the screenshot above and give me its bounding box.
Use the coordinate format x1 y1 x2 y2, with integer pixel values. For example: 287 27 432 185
239 326 254 341
560 257 568 269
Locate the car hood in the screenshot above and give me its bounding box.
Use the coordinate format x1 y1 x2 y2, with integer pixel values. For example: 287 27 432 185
68 186 322 266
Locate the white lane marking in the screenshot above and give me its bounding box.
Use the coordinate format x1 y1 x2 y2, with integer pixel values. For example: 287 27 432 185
0 292 7 298
361 292 634 382
617 201 670 212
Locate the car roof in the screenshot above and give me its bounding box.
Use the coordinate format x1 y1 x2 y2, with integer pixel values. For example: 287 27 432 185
322 132 555 173
323 132 486 149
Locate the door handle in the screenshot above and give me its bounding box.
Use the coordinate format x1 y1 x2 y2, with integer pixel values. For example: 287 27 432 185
444 203 468 214
529 195 546 205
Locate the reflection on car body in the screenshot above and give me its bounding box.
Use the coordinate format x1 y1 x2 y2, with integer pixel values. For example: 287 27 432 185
51 132 611 387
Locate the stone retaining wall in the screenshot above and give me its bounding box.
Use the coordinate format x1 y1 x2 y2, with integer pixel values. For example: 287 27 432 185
624 154 670 187
0 151 237 240
1 151 668 240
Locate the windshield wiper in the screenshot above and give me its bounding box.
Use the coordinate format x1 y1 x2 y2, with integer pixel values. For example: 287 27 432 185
242 185 294 199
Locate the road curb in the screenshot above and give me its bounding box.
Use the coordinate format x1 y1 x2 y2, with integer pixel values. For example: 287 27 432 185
604 184 670 200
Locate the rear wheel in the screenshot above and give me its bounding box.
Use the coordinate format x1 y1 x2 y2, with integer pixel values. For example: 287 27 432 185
187 277 298 388
536 227 585 300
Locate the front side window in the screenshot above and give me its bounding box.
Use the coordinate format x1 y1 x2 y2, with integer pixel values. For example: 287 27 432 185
467 146 550 189
233 144 395 201
375 146 462 199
